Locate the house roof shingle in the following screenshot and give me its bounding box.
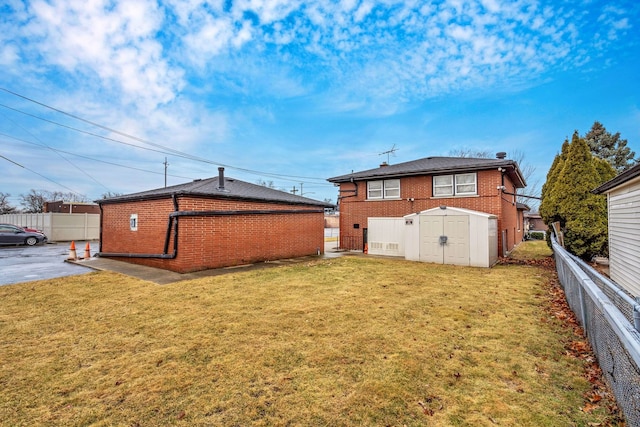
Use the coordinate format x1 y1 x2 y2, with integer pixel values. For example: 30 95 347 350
593 162 640 194
97 174 333 207
327 156 526 188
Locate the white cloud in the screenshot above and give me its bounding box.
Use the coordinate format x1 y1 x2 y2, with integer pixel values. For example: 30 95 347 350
1 0 635 122
16 0 183 112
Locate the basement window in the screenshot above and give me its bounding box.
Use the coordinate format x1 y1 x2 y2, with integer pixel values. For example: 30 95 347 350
367 179 400 200
433 173 477 196
130 214 138 231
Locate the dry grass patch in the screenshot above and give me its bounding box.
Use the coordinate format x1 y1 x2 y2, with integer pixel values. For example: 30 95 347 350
510 239 553 260
0 247 619 426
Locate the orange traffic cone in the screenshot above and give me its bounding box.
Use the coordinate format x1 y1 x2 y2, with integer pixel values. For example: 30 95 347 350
83 242 91 259
68 241 77 260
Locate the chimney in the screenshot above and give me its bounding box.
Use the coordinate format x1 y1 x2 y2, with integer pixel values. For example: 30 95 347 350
496 152 507 159
217 167 227 191
380 162 388 167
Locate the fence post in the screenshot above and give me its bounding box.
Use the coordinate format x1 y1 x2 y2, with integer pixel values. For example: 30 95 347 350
552 221 564 247
578 282 589 336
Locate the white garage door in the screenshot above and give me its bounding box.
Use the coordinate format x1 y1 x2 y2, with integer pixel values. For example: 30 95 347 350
419 215 470 265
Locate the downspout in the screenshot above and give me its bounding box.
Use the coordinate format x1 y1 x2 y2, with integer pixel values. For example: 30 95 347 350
98 203 104 253
337 177 358 200
163 194 179 255
97 202 324 259
98 194 180 259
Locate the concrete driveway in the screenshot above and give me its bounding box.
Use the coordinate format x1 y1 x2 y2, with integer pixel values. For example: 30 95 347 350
1 233 344 286
0 242 94 286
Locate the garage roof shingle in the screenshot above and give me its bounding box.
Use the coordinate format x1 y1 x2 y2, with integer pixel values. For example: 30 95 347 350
97 174 333 207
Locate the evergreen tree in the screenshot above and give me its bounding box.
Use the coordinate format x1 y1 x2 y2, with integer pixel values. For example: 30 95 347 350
547 133 614 259
584 121 636 173
540 138 569 226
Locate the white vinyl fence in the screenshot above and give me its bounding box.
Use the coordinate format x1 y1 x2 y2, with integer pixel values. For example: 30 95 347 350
552 234 640 426
0 213 100 242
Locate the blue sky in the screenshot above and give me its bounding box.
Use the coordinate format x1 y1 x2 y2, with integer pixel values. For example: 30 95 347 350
1 0 638 210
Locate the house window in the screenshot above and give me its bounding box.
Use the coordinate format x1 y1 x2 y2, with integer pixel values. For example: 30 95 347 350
455 173 477 195
384 179 400 198
367 179 400 199
433 175 453 196
367 181 383 199
433 173 477 196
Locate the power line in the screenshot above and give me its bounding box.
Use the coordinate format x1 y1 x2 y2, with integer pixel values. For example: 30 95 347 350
0 110 111 193
0 132 195 180
0 154 85 196
0 88 333 186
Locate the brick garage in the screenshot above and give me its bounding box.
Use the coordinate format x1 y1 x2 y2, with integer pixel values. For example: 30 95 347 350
97 168 332 273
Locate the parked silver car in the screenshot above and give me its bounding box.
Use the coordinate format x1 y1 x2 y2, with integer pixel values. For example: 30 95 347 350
0 224 48 246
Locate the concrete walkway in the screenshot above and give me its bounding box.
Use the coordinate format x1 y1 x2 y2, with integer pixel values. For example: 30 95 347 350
71 241 347 285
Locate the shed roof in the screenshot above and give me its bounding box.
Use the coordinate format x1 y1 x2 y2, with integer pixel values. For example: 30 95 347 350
593 162 640 194
404 206 497 218
327 156 526 188
97 174 333 207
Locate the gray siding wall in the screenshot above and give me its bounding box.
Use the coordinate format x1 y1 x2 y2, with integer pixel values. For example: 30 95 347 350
607 178 640 297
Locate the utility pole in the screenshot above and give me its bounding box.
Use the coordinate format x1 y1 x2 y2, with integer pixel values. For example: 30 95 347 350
290 186 298 195
164 157 169 187
300 182 303 196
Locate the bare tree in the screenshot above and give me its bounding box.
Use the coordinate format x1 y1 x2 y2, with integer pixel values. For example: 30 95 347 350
19 189 88 213
448 148 492 158
449 148 541 211
0 192 18 214
510 149 541 212
47 191 88 203
256 179 276 188
100 191 123 199
19 190 48 213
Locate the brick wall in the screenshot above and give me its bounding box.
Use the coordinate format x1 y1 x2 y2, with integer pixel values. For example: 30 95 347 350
337 169 522 255
100 196 325 273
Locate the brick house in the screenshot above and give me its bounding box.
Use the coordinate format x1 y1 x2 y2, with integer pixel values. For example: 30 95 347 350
327 154 526 257
524 212 548 234
97 168 333 273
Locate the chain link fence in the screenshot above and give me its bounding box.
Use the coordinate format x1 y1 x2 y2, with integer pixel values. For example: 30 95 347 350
551 234 640 426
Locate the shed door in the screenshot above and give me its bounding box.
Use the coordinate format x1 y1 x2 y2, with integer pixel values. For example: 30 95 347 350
419 215 470 265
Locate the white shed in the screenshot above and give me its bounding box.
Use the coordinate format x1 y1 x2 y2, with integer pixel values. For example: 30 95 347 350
367 217 405 256
594 163 640 297
404 206 498 267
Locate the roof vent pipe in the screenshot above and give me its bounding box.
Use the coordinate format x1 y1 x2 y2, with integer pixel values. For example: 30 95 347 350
217 167 226 191
496 152 507 159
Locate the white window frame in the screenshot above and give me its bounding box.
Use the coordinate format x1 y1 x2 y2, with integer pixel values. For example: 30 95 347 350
383 179 400 198
433 173 477 197
433 175 454 196
367 179 401 200
367 180 384 199
454 173 477 195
